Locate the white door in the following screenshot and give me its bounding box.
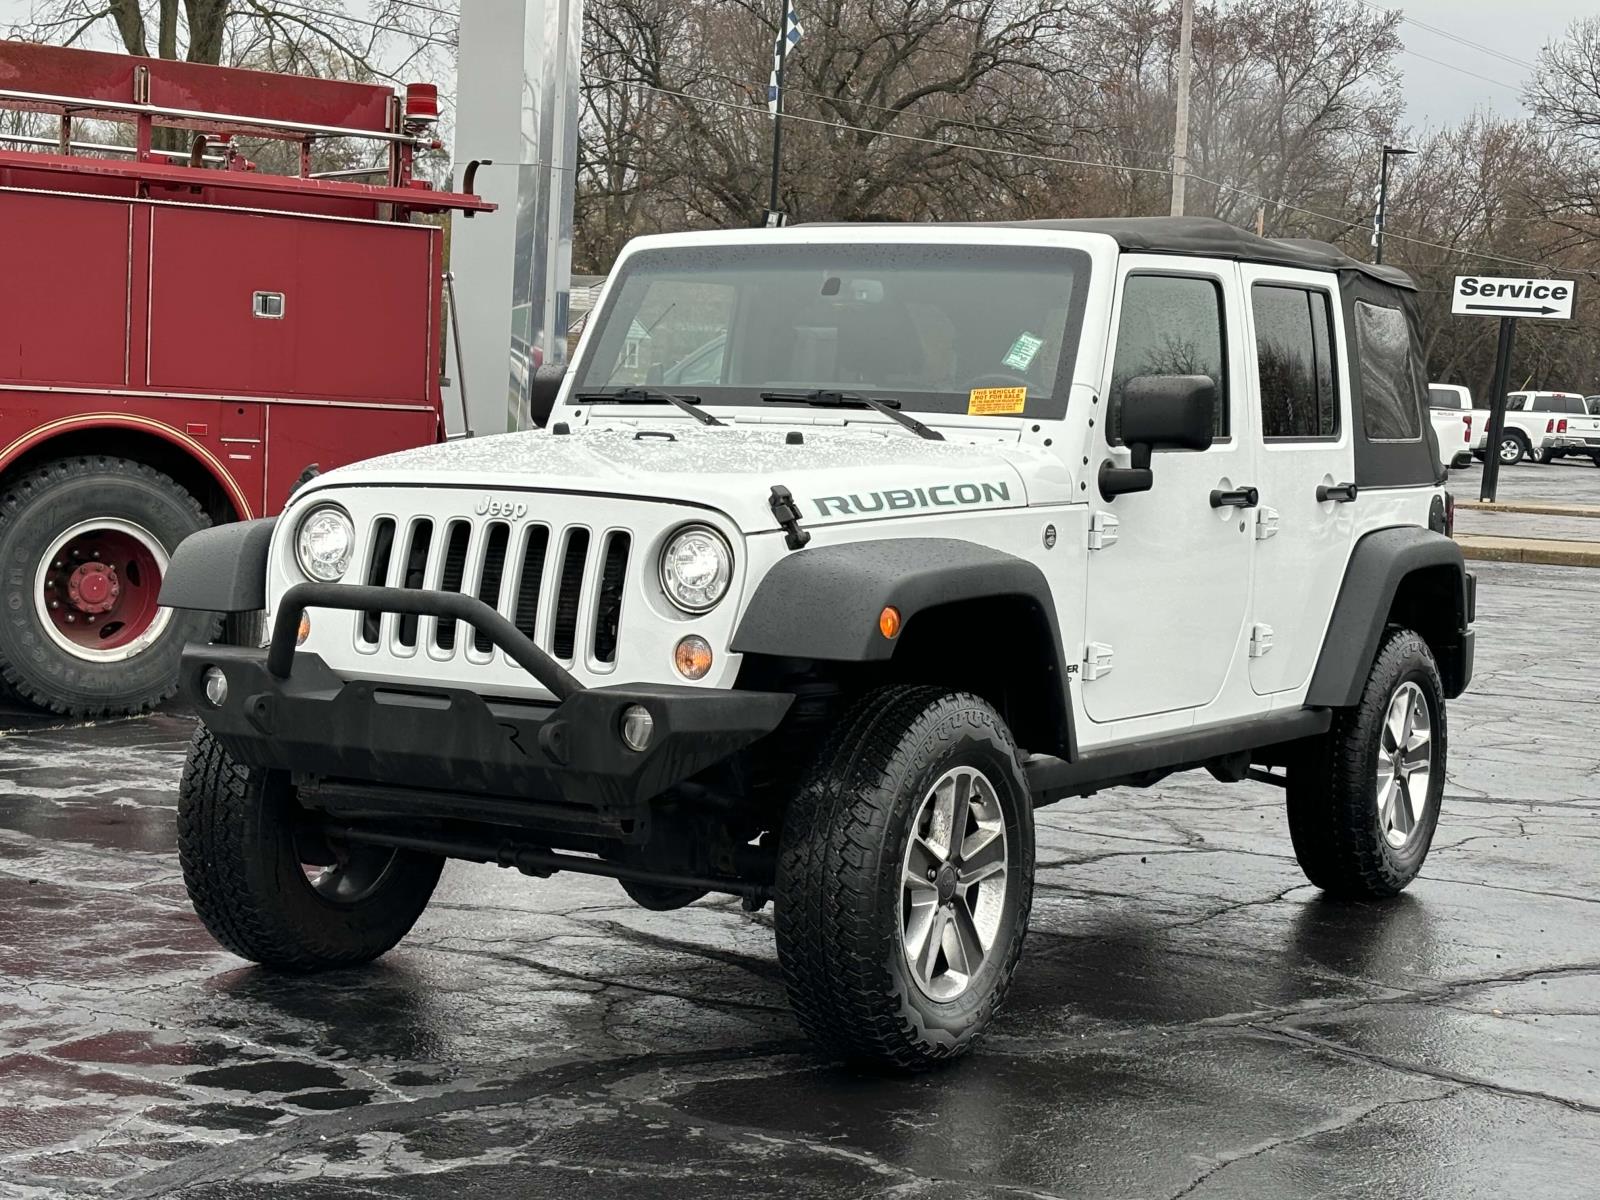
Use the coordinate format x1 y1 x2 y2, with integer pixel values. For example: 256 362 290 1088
1082 260 1256 725
1238 266 1357 696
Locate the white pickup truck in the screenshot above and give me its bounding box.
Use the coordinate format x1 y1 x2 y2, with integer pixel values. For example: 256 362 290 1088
1496 391 1600 466
1427 384 1477 469
1538 393 1600 466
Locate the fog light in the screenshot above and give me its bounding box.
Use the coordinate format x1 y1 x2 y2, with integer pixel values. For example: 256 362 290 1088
674 634 714 680
202 666 228 707
296 612 312 645
620 704 654 752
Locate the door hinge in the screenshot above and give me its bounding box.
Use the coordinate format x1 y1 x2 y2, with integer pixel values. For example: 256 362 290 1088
1083 642 1115 680
1088 511 1120 551
1249 624 1274 658
1255 507 1280 540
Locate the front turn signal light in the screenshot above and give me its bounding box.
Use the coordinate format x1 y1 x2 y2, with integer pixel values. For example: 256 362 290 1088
296 612 312 646
879 606 902 639
674 635 714 680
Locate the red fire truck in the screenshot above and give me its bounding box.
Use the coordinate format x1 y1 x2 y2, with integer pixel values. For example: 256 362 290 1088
0 42 491 716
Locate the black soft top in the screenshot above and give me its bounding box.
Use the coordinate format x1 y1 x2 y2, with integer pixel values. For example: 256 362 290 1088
982 217 1416 291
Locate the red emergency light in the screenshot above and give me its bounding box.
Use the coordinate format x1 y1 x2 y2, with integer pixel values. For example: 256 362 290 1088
405 82 440 125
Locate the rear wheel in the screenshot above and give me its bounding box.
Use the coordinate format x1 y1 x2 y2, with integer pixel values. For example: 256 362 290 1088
774 686 1033 1068
1286 629 1446 898
0 456 218 715
1497 432 1527 466
177 727 443 970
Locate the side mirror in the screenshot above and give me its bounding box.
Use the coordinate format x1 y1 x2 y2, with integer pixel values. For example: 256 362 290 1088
1100 374 1217 499
529 364 567 427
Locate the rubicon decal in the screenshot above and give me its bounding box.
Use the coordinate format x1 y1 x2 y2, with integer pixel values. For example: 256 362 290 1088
811 481 1012 517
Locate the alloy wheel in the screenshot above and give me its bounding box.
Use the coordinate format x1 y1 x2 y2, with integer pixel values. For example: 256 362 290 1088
1376 681 1433 850
900 764 1009 1001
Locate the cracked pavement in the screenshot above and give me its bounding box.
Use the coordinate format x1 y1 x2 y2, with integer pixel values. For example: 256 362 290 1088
3 559 1599 1198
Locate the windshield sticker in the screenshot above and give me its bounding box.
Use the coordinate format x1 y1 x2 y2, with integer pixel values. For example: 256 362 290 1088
968 386 1027 416
1002 332 1044 370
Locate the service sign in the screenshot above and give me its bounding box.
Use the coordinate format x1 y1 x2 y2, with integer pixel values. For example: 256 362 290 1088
1452 275 1575 320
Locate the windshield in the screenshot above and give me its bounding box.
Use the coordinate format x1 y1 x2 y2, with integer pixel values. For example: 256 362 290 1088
573 242 1091 420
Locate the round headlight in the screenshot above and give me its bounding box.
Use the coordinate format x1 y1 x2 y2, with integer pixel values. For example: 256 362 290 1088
295 505 355 582
659 525 733 614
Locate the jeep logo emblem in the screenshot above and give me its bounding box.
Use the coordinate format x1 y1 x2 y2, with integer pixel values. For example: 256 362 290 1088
475 496 528 519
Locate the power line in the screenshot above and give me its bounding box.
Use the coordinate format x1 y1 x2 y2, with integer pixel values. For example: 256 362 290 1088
1358 0 1539 73
1397 46 1523 94
265 0 456 48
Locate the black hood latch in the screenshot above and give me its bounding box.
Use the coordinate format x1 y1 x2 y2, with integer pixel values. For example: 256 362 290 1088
768 485 811 551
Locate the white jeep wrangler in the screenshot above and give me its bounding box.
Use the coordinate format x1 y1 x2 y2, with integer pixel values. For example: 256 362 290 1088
162 218 1474 1069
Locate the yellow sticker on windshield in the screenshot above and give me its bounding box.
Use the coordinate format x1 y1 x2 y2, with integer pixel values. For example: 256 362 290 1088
968 387 1027 416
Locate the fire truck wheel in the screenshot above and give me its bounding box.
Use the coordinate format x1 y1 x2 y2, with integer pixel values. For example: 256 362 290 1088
0 455 220 716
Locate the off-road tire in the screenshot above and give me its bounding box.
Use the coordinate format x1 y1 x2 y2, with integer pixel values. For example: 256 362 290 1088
0 456 218 715
775 686 1034 1069
1286 628 1446 899
1496 431 1528 466
177 727 443 970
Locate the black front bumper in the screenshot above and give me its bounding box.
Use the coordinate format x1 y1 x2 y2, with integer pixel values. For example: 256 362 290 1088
183 584 792 840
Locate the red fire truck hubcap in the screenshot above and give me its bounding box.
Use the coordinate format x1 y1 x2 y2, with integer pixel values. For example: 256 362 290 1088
37 522 171 661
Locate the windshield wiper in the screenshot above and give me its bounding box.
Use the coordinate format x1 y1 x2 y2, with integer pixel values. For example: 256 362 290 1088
760 389 944 441
574 387 726 427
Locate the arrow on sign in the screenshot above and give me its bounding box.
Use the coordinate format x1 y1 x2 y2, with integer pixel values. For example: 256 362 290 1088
1462 303 1561 315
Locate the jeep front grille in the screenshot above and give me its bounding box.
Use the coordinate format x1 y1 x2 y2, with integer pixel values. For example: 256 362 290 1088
355 515 633 668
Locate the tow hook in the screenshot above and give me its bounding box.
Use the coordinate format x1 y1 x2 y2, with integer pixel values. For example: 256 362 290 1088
768 484 811 551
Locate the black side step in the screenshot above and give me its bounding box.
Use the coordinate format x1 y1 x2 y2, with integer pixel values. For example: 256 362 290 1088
1025 708 1330 804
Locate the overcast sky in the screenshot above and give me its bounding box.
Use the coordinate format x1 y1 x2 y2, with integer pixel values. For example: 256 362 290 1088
0 0 1588 132
1394 0 1586 130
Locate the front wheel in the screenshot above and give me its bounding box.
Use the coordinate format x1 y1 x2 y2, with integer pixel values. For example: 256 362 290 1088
1286 629 1446 898
775 686 1034 1068
177 728 443 970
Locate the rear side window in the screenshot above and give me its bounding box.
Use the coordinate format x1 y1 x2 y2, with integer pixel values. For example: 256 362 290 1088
1108 274 1228 443
1506 395 1526 411
1353 301 1421 440
1252 285 1337 439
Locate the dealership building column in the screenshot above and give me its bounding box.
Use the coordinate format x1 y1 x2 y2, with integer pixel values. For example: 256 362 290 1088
445 0 584 435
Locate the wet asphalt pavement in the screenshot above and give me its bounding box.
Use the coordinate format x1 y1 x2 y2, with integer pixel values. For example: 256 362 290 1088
4 554 1599 1196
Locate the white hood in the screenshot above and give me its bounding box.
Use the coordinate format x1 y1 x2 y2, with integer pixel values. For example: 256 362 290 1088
309 422 1077 532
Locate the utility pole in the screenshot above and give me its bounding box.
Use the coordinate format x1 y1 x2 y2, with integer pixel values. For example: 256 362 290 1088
1373 144 1414 265
1169 0 1195 217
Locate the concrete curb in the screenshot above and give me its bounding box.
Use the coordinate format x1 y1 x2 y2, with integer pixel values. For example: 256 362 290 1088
1455 533 1600 568
1457 499 1600 519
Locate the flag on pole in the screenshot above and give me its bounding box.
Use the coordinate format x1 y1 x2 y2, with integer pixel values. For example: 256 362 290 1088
768 6 805 114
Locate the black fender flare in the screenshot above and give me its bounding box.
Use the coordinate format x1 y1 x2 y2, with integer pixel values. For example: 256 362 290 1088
159 518 277 613
1306 525 1473 707
731 537 1074 752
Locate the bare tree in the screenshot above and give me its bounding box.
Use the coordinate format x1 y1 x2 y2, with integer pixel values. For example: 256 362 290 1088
8 1 453 76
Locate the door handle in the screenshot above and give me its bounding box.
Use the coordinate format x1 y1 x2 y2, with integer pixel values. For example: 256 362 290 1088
1209 485 1258 508
1317 482 1359 503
